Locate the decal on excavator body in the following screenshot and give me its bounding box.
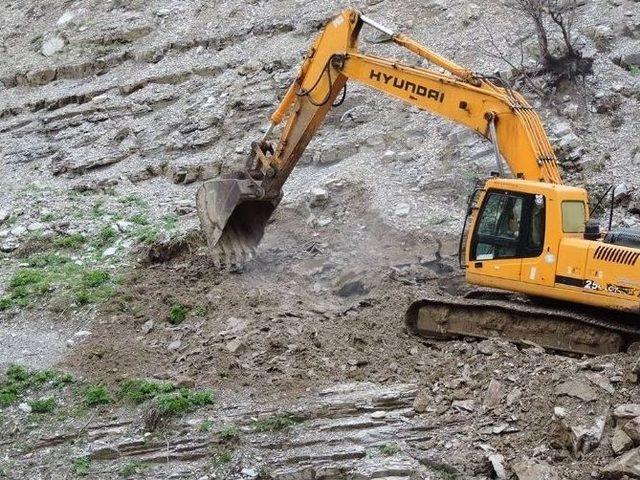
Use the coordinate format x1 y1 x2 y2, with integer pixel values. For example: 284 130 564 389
369 69 445 103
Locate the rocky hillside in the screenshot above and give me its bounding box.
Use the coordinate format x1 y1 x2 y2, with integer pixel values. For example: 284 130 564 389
1 0 640 479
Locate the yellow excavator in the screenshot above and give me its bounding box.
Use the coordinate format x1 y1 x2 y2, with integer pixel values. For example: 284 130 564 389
196 9 640 355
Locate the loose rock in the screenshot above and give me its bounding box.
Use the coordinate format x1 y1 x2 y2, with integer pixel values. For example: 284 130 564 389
41 34 65 57
554 380 599 402
611 428 634 456
601 447 640 479
623 417 640 444
512 458 558 480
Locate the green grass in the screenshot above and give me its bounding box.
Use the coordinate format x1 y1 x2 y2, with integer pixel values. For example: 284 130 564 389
378 443 400 456
54 234 86 249
168 303 188 325
210 450 233 469
0 385 19 406
90 201 105 219
628 65 640 76
119 195 148 208
83 385 111 407
199 420 214 432
28 397 56 413
253 413 299 432
119 378 176 404
129 213 149 225
162 214 178 230
97 225 117 245
25 253 70 268
0 365 73 407
219 425 239 441
119 459 147 477
7 365 30 382
81 270 110 287
134 226 158 244
0 254 115 310
429 466 457 480
0 298 11 311
154 389 214 416
72 457 90 476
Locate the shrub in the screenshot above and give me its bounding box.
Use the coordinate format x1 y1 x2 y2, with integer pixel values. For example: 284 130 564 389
28 397 56 413
168 304 188 325
154 389 214 416
72 457 90 476
253 413 298 432
54 234 86 248
83 385 111 407
219 425 239 441
119 378 175 404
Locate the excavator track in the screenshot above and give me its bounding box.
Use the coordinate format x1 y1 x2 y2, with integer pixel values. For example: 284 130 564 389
406 295 640 356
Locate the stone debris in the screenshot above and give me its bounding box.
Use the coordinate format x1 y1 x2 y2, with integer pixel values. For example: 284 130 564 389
571 416 606 455
413 390 430 413
507 387 522 407
488 453 507 479
451 399 475 412
554 379 599 402
611 428 634 456
601 447 640 479
585 372 615 394
308 187 329 207
623 417 640 444
142 320 154 334
57 11 76 26
1 1 640 479
512 458 558 480
225 338 245 354
614 405 640 422
483 379 504 409
334 271 368 297
394 203 411 217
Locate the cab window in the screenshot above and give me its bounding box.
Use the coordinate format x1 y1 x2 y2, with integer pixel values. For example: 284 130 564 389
562 201 586 233
472 191 545 260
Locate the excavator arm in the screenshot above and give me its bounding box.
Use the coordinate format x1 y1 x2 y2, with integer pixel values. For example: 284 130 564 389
196 9 562 261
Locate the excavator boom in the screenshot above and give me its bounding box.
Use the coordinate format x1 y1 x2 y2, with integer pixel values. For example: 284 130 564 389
196 9 561 262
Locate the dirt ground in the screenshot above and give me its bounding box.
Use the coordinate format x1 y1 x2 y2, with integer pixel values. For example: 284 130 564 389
62 185 460 394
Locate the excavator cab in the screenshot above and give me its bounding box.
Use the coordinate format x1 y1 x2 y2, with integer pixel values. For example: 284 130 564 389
464 178 640 313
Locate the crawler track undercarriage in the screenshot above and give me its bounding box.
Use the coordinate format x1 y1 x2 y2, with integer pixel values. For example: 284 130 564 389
406 291 640 356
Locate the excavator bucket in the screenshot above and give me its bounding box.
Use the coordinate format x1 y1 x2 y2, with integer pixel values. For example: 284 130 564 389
196 174 280 263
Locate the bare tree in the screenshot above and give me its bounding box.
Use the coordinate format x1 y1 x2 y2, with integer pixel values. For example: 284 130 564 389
505 0 591 81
